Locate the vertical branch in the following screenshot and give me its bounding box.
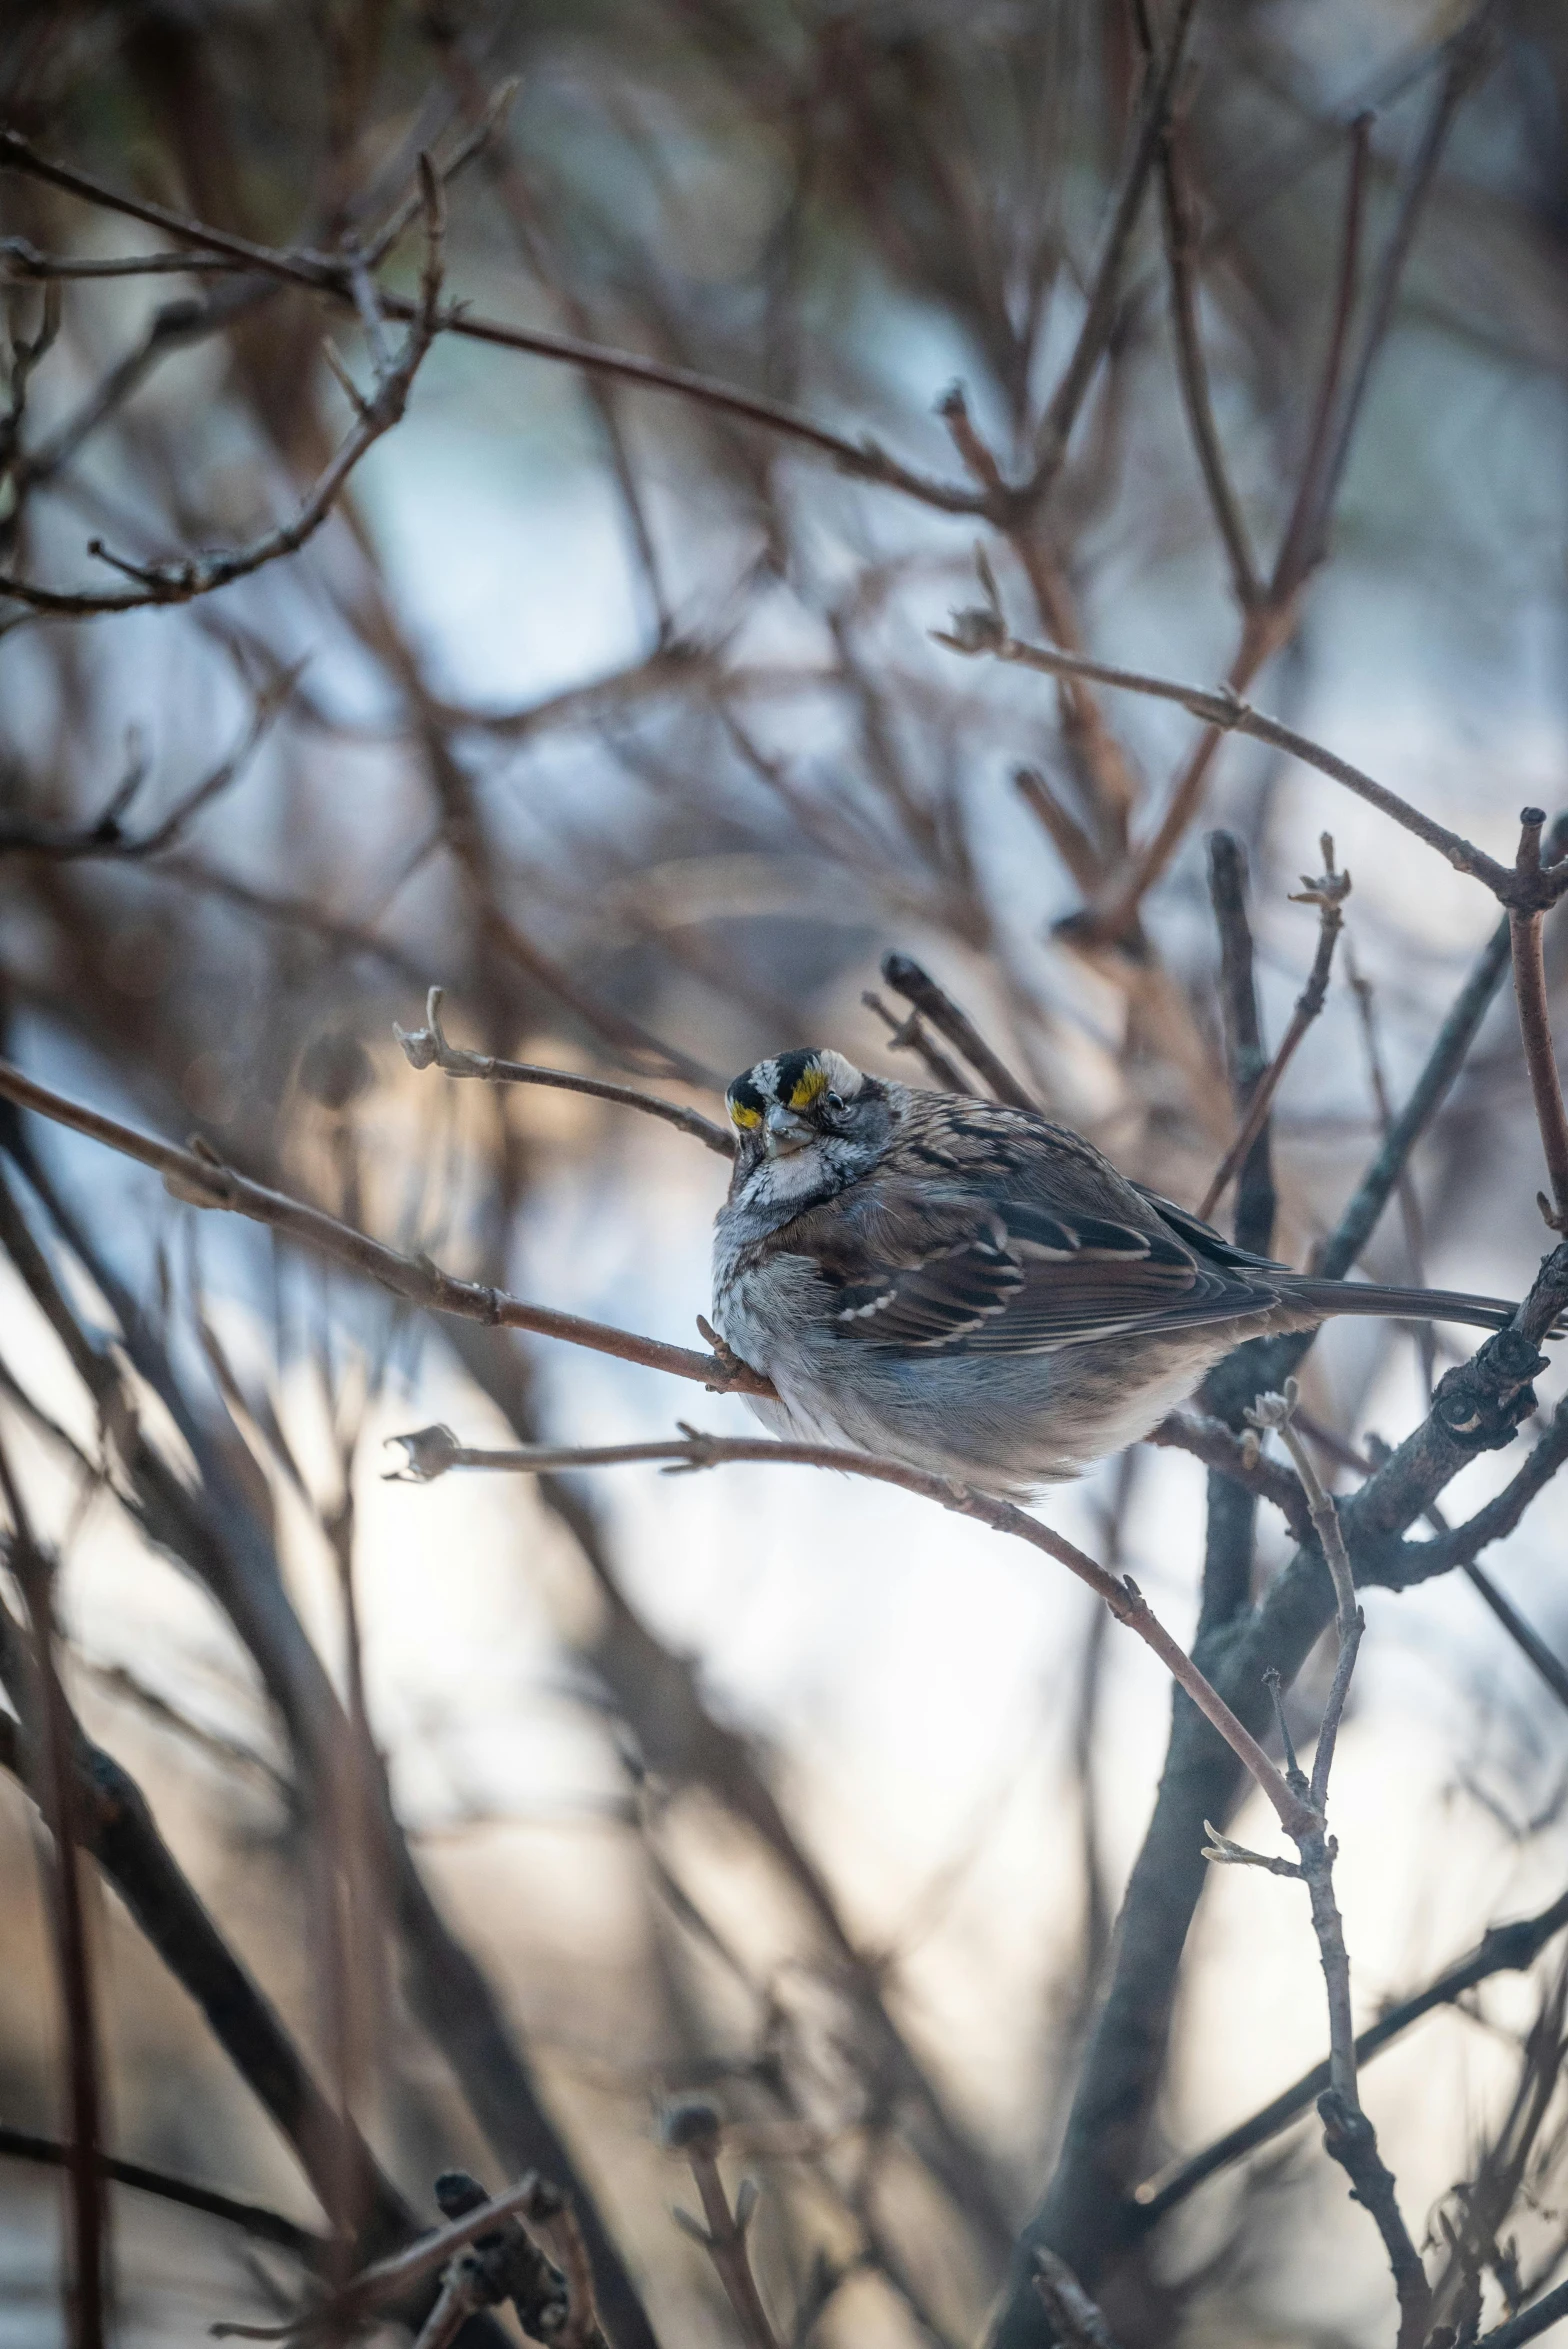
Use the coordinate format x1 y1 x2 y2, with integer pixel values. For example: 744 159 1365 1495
1346 945 1436 1395
1269 113 1372 600
1157 120 1260 610
1240 1386 1430 2347
1197 836 1349 1221
1205 831 1276 1254
663 2102 782 2349
1508 808 1568 1231
0 1444 108 2349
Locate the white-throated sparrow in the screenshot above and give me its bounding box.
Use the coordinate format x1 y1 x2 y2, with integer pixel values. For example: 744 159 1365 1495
711 1048 1532 1490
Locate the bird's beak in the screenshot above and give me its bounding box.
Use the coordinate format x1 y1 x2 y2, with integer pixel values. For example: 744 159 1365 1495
763 1103 813 1157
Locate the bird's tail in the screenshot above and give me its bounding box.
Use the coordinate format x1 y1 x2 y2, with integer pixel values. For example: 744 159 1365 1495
1284 1279 1526 1334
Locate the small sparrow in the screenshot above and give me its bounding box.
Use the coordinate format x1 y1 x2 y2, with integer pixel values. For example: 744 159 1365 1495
711 1048 1530 1491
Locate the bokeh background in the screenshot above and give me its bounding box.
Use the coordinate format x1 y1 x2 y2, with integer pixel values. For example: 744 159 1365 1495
3 2 1568 2344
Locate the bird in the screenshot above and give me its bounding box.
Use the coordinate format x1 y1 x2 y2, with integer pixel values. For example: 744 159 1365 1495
710 1046 1534 1492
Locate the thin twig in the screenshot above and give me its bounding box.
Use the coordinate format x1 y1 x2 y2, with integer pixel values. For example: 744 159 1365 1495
1474 2273 1568 2347
860 990 970 1092
1345 945 1435 1393
1269 113 1372 599
1508 808 1568 1231
0 675 292 860
1205 830 1276 1254
1145 1410 1312 1545
384 1422 1315 1839
0 163 446 616
1134 1882 1568 2225
1 236 237 279
938 603 1538 904
0 131 995 522
1030 0 1204 490
0 2120 320 2260
1157 119 1259 608
395 986 734 1154
1197 837 1350 1220
1239 1384 1430 2345
662 2102 782 2349
208 2177 549 2339
1321 907 1517 1279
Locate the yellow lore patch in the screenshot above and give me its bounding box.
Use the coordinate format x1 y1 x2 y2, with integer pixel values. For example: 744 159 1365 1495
787 1065 828 1110
729 1099 762 1129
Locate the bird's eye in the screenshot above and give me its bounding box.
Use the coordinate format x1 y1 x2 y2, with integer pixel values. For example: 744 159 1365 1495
824 1090 844 1113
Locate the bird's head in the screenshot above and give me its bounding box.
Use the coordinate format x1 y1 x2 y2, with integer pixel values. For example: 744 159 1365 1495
723 1048 890 1212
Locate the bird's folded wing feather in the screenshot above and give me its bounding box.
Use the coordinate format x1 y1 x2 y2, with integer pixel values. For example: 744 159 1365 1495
780 1184 1283 1354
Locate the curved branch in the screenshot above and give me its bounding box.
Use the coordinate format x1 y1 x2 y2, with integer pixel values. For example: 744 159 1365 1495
383 1423 1315 1840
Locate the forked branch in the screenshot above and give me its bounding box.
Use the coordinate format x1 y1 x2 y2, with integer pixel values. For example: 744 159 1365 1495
0 161 446 617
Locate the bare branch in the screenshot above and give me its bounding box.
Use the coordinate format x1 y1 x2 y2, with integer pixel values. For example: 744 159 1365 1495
1238 1381 1428 2343
1157 121 1260 608
209 2177 549 2341
938 604 1526 901
0 1056 763 1396
384 1422 1316 1839
861 988 971 1092
1197 837 1350 1219
395 986 734 1154
1135 1880 1568 2228
1509 808 1568 1231
661 2102 783 2349
0 132 996 521
0 673 291 860
0 1469 109 2349
1475 2274 1568 2347
1031 0 1203 491
878 951 1038 1109
0 168 447 617
1269 113 1372 600
1145 1410 1312 1545
1205 830 1276 1253
0 2116 320 2262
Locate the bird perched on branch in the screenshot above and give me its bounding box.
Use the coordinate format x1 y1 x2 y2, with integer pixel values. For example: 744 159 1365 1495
712 1048 1534 1491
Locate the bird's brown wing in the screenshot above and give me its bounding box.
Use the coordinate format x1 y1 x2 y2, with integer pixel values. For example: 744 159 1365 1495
781 1183 1283 1355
